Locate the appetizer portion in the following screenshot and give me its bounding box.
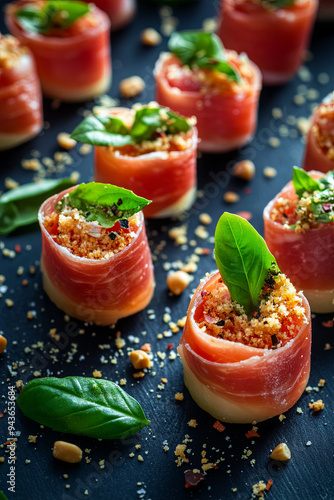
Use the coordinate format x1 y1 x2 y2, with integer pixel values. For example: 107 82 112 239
38 182 154 325
217 0 318 85
178 213 311 423
154 31 261 153
303 93 334 173
5 0 111 101
264 167 334 313
0 34 42 150
71 104 198 218
82 0 136 30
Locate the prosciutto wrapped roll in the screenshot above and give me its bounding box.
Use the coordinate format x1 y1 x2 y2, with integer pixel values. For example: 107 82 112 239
71 104 198 218
178 213 311 424
264 168 334 313
154 31 261 153
303 94 334 174
38 183 154 325
217 0 318 85
6 0 111 102
0 34 42 151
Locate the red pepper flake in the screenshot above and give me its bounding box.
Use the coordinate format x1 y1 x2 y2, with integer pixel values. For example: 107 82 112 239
213 420 225 432
22 279 29 286
140 343 151 353
167 343 173 350
322 203 332 212
202 248 211 255
245 429 260 438
244 187 252 195
14 244 21 253
322 320 333 328
0 413 3 418
184 470 205 488
266 479 273 491
236 211 252 221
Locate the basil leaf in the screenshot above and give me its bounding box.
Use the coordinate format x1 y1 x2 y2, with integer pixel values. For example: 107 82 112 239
260 0 295 8
215 213 280 316
0 178 75 235
292 167 322 198
71 107 191 147
168 30 240 83
17 377 150 439
311 189 334 224
0 492 9 500
15 1 90 34
321 170 334 189
57 182 151 226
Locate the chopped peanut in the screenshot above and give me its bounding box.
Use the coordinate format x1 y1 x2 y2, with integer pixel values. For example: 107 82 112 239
224 191 240 203
232 160 255 181
264 166 277 178
167 270 191 295
57 132 77 150
309 399 324 412
129 350 151 369
119 76 145 98
141 28 162 46
0 335 7 354
270 443 291 461
53 441 82 463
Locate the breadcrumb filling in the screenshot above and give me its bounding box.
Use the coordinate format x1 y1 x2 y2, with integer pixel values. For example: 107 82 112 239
313 103 334 161
43 208 138 259
0 35 27 70
198 274 306 349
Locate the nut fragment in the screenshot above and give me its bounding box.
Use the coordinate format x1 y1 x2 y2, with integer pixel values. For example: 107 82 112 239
232 160 255 181
57 132 76 150
224 191 240 203
141 28 162 46
0 335 7 354
119 76 145 98
129 350 151 370
270 443 291 461
53 441 82 463
167 270 191 295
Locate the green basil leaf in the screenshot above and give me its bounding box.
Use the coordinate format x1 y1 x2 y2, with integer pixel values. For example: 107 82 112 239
292 166 322 198
0 492 9 500
71 107 191 147
321 170 334 189
56 182 151 226
168 30 240 83
15 1 90 34
260 0 295 8
310 189 334 224
17 377 150 439
0 178 75 235
215 213 280 316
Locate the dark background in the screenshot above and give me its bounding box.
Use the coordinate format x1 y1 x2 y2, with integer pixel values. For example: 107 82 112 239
0 1 334 499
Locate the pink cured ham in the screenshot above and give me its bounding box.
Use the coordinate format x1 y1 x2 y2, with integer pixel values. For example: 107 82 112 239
303 97 334 174
6 1 111 102
82 0 136 30
217 0 318 85
94 108 198 218
38 187 154 325
263 172 334 313
0 35 42 151
154 52 261 153
178 272 311 424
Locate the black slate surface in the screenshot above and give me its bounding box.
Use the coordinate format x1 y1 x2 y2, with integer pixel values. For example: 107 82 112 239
0 2 334 500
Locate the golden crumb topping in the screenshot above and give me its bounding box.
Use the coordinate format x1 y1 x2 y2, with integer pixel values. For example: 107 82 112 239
313 102 334 161
198 274 306 349
0 35 28 70
43 208 139 259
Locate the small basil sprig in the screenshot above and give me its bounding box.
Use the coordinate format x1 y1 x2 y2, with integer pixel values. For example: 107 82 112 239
215 213 280 316
293 167 334 224
70 106 191 147
0 178 75 235
57 182 151 226
17 377 150 439
260 0 295 9
168 31 240 83
15 1 90 34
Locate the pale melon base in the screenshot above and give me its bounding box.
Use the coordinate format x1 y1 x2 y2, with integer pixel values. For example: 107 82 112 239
41 261 154 326
152 186 197 218
199 133 253 153
0 127 41 151
304 288 334 314
42 72 111 102
179 344 278 424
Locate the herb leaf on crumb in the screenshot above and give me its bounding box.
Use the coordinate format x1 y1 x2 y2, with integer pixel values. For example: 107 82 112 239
70 106 192 147
168 31 240 82
215 212 280 316
292 167 322 198
17 377 150 439
260 0 296 9
56 182 151 227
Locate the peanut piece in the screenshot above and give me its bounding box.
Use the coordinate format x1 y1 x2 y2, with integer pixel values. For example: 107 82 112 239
57 132 76 150
53 441 82 463
119 76 145 98
167 270 191 295
224 191 240 203
270 443 291 461
141 28 162 46
232 160 255 181
129 350 151 370
0 334 7 354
